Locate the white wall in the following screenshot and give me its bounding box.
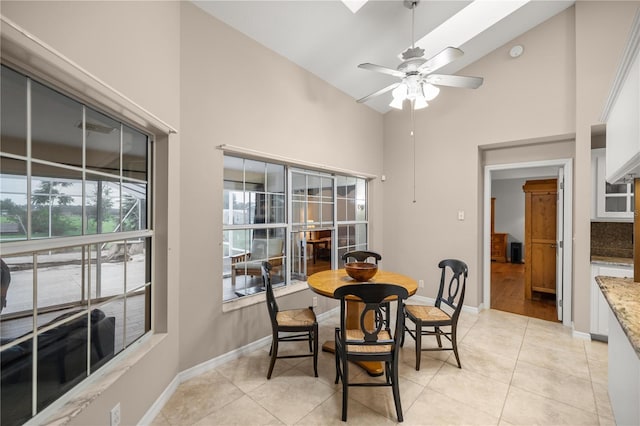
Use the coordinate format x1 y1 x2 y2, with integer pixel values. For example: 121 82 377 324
492 178 527 259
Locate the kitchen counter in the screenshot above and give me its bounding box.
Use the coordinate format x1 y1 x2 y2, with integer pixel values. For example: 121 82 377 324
596 276 640 358
591 255 634 267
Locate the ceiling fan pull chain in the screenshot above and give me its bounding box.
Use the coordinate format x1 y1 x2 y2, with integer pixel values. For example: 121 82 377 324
411 103 417 203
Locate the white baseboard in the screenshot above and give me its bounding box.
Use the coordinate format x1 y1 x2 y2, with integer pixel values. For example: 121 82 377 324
140 306 339 424
572 328 592 341
138 374 180 425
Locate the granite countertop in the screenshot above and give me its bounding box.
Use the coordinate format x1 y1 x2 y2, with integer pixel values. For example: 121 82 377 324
591 255 634 266
596 276 640 359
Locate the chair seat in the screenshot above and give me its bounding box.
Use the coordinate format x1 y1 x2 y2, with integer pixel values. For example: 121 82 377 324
405 304 451 322
345 329 392 353
276 308 316 327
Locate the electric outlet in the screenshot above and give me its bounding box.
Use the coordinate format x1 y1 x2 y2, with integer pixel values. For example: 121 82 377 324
110 403 121 426
418 279 424 288
312 296 318 307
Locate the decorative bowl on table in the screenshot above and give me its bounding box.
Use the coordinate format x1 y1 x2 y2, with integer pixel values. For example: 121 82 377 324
345 262 378 281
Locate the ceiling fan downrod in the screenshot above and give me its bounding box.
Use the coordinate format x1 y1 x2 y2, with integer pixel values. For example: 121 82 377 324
404 0 420 50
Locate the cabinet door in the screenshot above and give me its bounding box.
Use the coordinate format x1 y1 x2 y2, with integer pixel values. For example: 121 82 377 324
606 52 640 183
591 264 633 337
595 149 634 220
531 243 556 293
530 192 557 294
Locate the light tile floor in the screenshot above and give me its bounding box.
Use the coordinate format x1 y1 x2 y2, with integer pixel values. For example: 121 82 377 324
151 309 613 425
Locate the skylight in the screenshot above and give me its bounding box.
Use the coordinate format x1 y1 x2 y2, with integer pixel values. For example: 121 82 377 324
407 0 531 59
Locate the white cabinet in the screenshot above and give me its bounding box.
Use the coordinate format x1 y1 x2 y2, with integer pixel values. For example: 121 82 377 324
590 262 633 338
604 27 640 183
592 148 634 221
608 306 640 425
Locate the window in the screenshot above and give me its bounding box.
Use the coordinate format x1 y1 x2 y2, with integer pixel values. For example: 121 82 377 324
222 154 368 302
223 156 286 299
0 65 152 426
336 175 368 265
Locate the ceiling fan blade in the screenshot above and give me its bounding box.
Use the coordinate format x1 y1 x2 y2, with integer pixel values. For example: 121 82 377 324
356 82 401 103
418 46 463 73
358 63 405 78
426 74 484 89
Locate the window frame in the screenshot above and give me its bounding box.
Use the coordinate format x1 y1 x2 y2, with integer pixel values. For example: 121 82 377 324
0 64 155 424
222 153 370 303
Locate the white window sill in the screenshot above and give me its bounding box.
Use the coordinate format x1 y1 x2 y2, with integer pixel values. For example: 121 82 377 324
222 280 310 312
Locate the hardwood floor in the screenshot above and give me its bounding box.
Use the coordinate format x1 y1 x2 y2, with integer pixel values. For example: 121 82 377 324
491 261 559 322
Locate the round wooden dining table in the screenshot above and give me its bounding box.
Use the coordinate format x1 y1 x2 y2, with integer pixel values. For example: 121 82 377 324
307 268 418 376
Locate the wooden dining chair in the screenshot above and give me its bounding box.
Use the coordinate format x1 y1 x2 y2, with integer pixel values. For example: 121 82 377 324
341 250 390 327
402 259 468 370
334 283 408 422
262 262 318 379
341 250 382 266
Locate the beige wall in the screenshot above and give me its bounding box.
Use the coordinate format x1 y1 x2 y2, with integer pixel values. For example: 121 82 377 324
1 1 383 423
382 7 577 308
573 1 639 332
382 2 639 333
1 1 182 425
2 0 639 424
178 2 384 370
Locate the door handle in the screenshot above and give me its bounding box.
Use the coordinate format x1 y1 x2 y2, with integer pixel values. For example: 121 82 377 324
551 244 557 248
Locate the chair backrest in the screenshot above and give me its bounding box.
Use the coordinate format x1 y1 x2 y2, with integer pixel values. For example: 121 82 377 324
434 259 468 319
253 238 284 260
261 262 279 326
341 250 382 265
334 283 408 352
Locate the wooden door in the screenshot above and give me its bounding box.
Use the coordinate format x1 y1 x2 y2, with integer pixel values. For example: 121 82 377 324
524 179 557 299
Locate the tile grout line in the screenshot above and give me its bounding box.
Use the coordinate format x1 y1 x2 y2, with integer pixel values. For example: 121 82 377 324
584 342 605 424
496 316 529 424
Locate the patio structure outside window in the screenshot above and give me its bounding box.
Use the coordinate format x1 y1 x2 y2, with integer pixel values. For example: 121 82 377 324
222 154 368 302
0 65 153 426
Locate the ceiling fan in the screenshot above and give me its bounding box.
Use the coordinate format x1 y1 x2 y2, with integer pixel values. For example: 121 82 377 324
356 0 483 110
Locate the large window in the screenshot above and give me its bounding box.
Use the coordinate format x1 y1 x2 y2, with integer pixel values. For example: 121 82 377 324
222 154 368 302
0 65 152 426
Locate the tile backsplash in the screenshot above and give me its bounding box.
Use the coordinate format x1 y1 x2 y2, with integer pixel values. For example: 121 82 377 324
591 221 633 258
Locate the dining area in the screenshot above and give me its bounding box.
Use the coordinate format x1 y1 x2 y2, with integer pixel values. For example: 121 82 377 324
152 265 610 425
260 251 467 422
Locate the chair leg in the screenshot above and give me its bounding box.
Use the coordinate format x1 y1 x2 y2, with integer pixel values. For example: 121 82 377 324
308 329 313 352
313 325 319 377
415 321 422 371
451 325 461 368
391 357 403 423
334 328 341 385
267 336 278 379
341 356 349 421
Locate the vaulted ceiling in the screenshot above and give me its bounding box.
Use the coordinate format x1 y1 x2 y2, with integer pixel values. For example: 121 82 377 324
193 0 574 113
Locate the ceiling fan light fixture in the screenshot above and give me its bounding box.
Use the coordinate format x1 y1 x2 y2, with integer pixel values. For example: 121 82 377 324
389 96 405 110
413 97 428 110
421 83 440 101
392 84 408 100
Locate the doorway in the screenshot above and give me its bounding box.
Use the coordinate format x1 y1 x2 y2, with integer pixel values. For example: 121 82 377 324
483 159 573 327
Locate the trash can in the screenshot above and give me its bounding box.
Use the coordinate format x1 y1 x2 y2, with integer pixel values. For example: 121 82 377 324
511 242 522 264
